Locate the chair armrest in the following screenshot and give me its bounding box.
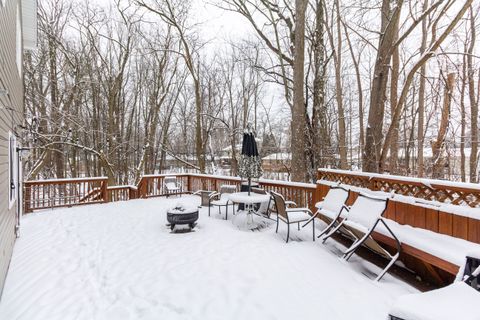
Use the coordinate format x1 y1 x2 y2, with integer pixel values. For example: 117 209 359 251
285 200 297 207
209 192 220 200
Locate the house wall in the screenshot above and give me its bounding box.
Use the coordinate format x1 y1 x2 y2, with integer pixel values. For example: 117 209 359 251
0 0 24 297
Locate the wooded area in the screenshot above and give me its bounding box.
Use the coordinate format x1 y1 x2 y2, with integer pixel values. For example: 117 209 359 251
22 0 480 184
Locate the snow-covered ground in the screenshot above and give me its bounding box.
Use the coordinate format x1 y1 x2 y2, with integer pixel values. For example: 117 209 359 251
0 196 417 320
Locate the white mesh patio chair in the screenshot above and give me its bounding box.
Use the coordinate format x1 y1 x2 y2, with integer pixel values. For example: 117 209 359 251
209 185 237 220
271 191 315 243
305 185 350 239
322 192 401 281
164 176 181 197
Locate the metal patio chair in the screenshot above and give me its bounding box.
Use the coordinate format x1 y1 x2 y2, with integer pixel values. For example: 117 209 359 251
322 192 401 281
271 191 315 243
209 185 237 220
164 176 182 197
305 185 350 239
250 187 274 219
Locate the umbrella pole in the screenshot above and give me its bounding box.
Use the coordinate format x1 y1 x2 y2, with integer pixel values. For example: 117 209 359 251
248 177 251 196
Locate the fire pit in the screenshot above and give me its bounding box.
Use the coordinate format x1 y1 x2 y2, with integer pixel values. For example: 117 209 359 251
167 205 199 231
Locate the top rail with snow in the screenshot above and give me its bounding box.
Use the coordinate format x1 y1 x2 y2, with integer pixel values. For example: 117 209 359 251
318 168 480 208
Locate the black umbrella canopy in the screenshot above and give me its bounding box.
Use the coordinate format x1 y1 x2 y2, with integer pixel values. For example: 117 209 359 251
241 131 259 157
239 125 262 195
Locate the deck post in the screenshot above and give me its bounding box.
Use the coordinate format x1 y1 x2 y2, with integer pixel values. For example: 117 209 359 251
24 182 32 213
137 177 147 198
187 175 192 193
101 179 109 203
129 186 137 200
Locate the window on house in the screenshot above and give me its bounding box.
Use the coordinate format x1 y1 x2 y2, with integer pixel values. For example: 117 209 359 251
9 132 18 209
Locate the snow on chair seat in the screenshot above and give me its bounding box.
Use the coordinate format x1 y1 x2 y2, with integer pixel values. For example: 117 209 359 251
388 255 480 320
322 192 401 281
282 209 312 223
271 191 315 243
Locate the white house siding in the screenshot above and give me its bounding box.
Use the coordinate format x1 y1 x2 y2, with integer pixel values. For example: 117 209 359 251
0 0 24 298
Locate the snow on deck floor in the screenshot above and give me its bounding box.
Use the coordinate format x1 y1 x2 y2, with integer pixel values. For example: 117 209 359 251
0 196 417 320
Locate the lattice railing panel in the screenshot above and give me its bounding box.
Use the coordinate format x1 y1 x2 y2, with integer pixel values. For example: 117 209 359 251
318 169 480 208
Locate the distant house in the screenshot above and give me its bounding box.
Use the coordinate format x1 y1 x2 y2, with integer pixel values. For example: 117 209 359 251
0 0 37 296
262 153 291 172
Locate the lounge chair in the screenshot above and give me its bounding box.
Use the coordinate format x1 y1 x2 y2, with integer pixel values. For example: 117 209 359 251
164 176 181 197
209 185 237 220
271 191 315 243
322 192 401 281
389 255 480 320
307 185 350 238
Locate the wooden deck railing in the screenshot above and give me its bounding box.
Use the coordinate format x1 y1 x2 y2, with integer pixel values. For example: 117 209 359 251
107 185 138 202
137 174 317 212
24 174 317 213
24 177 109 212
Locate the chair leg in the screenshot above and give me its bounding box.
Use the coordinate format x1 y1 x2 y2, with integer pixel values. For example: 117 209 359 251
208 205 211 217
276 215 279 233
225 205 228 220
375 252 400 282
322 220 346 244
317 219 338 239
286 223 290 243
344 248 356 261
298 222 300 231
312 218 315 241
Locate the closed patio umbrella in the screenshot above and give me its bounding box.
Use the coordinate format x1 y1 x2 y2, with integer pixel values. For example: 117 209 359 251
238 123 262 195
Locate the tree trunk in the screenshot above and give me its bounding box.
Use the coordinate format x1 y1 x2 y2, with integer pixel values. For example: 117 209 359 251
417 0 429 177
468 7 478 182
334 0 347 169
363 0 402 172
389 29 400 174
431 72 455 179
460 53 467 182
343 22 364 166
291 0 308 182
312 0 329 169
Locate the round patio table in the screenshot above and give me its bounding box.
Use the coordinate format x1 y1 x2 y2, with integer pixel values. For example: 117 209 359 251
228 192 271 230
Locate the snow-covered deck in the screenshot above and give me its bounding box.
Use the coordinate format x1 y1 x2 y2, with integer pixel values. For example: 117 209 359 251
0 196 416 320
